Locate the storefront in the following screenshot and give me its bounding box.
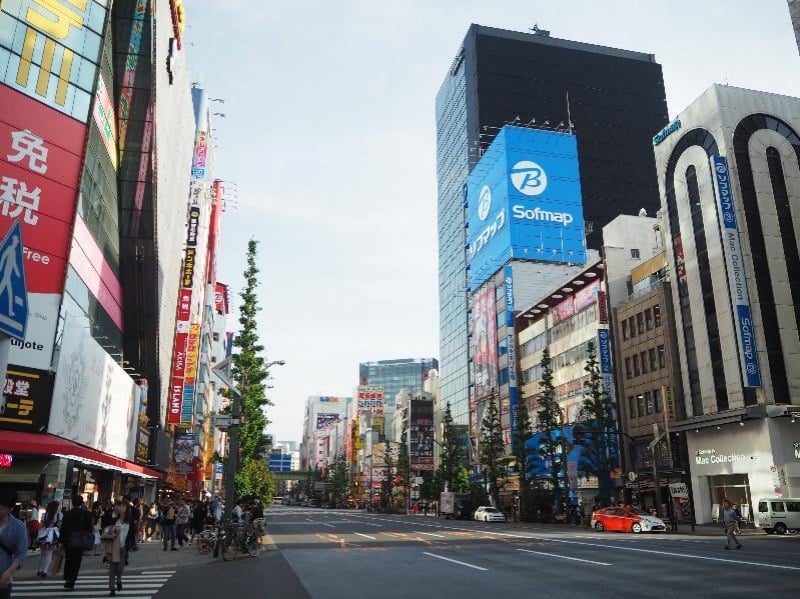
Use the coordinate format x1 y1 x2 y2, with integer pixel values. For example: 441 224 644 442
685 417 799 525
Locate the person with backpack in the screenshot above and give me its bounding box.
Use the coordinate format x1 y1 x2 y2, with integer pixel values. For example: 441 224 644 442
36 501 62 577
0 490 28 599
161 500 177 552
175 498 191 547
59 495 93 592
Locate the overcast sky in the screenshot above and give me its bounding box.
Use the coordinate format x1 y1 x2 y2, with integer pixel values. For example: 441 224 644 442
186 1 800 443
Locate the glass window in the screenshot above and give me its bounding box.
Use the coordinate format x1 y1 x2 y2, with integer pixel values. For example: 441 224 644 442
629 396 636 418
625 357 632 379
658 345 666 368
498 368 509 385
653 388 662 413
645 308 653 330
622 319 628 341
771 502 785 512
636 313 645 335
631 248 640 259
629 316 636 338
649 348 657 372
654 304 662 327
758 501 768 513
785 502 800 512
645 391 654 415
633 354 640 377
640 351 648 374
637 394 645 416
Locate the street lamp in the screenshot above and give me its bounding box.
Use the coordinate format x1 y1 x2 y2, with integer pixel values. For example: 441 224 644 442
212 357 285 532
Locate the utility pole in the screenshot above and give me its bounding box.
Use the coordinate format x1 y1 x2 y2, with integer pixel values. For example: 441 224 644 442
649 423 666 518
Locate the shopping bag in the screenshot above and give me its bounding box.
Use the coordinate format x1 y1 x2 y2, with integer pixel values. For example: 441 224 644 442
48 546 63 576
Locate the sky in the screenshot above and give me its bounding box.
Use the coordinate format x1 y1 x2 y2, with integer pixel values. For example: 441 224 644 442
185 0 800 444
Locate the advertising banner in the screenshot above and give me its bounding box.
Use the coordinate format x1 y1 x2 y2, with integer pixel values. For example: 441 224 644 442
316 413 339 430
180 324 200 424
574 280 600 312
49 317 141 462
551 296 575 324
134 382 150 464
357 386 384 411
181 247 196 288
410 400 434 471
504 265 518 442
0 366 54 432
177 288 193 322
173 433 194 473
191 131 208 180
214 282 228 314
597 328 618 459
710 155 761 388
467 126 586 291
0 0 109 122
167 331 189 424
472 284 498 398
92 73 117 170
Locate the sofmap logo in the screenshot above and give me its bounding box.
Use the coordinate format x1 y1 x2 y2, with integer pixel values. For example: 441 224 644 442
478 185 492 221
510 160 547 196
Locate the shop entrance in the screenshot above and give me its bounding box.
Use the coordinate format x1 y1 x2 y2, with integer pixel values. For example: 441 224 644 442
707 474 752 524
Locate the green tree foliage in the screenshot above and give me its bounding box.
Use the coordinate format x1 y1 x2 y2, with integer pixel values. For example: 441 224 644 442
513 398 533 520
238 459 275 505
536 348 562 512
229 240 273 497
328 453 349 508
436 402 463 492
395 436 411 493
381 450 395 510
479 394 505 507
580 339 615 503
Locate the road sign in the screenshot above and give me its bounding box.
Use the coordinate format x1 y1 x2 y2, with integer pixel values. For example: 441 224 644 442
0 220 28 341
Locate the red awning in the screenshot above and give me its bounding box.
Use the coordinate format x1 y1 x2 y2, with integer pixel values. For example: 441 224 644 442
0 431 162 479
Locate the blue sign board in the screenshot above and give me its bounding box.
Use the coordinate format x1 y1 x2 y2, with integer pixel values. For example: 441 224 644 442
710 155 761 387
466 126 586 291
268 453 293 473
503 265 519 444
0 220 28 341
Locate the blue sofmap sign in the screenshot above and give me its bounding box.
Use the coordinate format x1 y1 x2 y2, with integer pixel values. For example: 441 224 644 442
710 156 761 387
466 126 586 291
503 265 519 445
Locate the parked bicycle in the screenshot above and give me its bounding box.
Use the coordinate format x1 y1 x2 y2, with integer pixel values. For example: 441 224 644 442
220 519 262 560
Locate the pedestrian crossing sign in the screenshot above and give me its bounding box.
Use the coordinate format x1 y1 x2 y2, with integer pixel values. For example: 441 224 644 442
0 220 28 341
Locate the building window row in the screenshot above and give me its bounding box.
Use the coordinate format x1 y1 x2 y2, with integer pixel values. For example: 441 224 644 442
521 340 592 385
628 387 663 419
624 345 666 379
621 303 662 340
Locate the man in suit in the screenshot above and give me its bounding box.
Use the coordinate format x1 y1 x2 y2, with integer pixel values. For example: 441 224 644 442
59 495 93 591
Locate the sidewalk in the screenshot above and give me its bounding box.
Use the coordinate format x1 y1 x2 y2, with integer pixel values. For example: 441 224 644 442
18 533 277 582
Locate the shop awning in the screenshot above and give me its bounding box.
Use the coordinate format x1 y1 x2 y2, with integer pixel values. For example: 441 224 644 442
0 432 162 479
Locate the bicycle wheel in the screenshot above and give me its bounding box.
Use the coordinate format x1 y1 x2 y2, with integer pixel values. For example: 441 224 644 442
196 531 214 555
220 532 236 561
247 533 261 557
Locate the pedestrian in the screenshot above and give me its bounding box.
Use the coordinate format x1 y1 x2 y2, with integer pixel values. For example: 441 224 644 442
145 502 158 542
232 498 245 524
722 499 743 550
126 499 140 553
0 489 28 599
191 501 206 538
251 500 264 521
25 501 41 551
59 494 93 592
175 498 190 546
161 500 177 552
36 501 62 577
102 501 130 597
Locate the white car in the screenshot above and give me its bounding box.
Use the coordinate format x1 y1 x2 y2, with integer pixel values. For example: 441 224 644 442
474 506 506 522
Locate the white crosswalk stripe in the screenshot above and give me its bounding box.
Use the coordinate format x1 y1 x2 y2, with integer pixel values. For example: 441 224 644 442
11 570 175 598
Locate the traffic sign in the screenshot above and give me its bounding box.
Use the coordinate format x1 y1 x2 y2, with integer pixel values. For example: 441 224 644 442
0 220 28 341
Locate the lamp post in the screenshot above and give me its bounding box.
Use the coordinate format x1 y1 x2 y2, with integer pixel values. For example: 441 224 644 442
212 357 285 529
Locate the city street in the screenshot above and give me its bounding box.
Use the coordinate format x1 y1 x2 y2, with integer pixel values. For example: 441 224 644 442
193 506 800 599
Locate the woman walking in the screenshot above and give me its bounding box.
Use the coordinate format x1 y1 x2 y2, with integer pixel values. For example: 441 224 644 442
102 501 129 597
145 502 158 542
36 501 62 577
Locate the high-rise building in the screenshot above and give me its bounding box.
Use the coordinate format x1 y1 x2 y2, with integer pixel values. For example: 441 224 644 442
358 358 439 409
436 25 668 430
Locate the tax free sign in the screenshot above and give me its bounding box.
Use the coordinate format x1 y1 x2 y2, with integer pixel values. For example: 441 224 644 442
466 126 586 291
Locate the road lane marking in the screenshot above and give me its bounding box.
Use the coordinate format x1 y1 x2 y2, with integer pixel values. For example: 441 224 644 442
322 523 335 528
516 548 611 566
422 552 488 571
416 531 445 538
355 532 376 540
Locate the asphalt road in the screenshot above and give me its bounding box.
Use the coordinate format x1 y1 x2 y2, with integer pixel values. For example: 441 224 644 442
156 506 800 599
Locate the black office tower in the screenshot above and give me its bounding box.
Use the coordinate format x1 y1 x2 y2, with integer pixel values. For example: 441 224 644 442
436 25 668 428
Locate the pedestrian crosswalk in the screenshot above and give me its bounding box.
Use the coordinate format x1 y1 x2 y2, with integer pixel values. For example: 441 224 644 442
11 570 175 598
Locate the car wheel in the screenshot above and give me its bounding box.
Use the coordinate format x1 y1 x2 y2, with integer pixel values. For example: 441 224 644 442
632 522 643 534
594 522 604 532
763 528 774 534
775 523 787 535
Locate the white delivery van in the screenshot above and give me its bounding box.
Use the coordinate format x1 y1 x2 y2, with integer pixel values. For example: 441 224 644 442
756 498 800 534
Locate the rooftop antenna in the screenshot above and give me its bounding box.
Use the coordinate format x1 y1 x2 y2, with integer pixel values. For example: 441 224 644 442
566 92 574 134
529 23 551 37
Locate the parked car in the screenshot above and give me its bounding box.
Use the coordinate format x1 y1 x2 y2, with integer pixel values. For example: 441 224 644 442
473 506 506 522
757 498 800 534
591 507 666 533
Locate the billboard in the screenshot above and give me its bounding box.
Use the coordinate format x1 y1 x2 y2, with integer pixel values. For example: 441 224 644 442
409 399 434 471
0 366 54 432
471 284 498 399
466 126 586 291
173 433 194 473
504 266 519 442
710 156 761 388
181 323 200 424
316 413 339 430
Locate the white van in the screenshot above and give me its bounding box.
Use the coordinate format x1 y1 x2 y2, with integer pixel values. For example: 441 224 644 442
756 498 800 534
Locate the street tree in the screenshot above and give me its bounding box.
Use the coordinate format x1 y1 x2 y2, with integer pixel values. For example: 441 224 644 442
513 397 533 520
580 339 616 504
536 348 562 514
241 459 276 505
436 402 463 492
480 394 505 507
381 449 395 510
395 435 411 509
329 453 349 508
229 239 274 497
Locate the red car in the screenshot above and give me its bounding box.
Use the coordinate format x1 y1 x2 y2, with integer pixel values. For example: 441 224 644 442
591 507 666 534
